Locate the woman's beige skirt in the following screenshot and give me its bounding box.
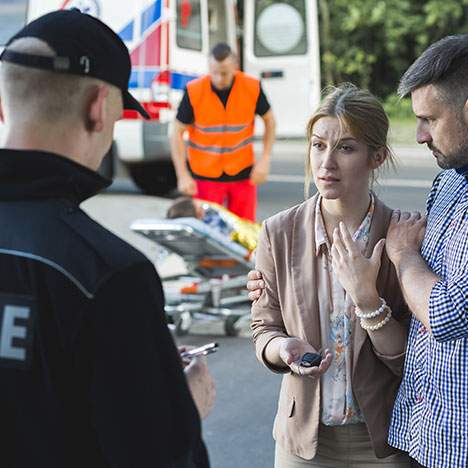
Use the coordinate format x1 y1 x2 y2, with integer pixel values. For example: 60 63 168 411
275 423 410 468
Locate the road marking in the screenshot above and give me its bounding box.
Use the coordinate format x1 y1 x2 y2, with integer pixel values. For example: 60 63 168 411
268 174 432 188
378 178 432 188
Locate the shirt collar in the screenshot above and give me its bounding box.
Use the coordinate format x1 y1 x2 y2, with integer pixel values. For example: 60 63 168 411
455 163 468 182
0 148 110 204
210 76 235 95
315 196 329 255
314 194 375 256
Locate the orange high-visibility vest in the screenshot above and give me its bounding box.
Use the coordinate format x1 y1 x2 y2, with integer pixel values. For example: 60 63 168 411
186 71 259 178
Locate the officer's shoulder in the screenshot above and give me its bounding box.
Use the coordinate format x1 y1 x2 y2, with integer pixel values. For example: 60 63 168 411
58 207 159 298
63 207 150 271
0 200 156 299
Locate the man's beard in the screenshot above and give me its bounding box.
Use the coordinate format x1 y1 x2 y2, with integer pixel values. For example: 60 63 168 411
429 123 468 170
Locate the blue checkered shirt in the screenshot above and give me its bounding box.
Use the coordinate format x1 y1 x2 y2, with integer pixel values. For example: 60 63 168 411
388 169 468 468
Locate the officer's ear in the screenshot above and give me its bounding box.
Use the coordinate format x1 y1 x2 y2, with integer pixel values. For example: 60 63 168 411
85 84 109 133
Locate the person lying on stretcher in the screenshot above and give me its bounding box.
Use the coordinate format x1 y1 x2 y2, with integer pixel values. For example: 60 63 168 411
166 196 260 251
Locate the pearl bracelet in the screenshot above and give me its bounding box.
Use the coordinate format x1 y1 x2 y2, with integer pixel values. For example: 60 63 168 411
360 307 392 331
355 297 387 319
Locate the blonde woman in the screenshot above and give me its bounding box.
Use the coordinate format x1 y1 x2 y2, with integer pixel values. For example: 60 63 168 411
250 84 413 467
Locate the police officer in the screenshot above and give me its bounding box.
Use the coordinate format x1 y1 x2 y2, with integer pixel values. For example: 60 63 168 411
0 9 213 468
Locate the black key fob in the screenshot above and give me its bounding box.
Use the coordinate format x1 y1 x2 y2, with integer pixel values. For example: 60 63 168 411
300 352 322 367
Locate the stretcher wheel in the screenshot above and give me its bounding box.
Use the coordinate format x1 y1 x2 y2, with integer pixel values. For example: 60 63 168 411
224 315 241 337
174 311 192 336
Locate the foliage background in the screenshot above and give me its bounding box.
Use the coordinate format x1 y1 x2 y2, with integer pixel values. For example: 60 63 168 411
317 0 468 117
245 1 468 118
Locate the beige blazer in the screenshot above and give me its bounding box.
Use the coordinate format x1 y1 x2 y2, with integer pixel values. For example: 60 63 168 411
251 194 409 460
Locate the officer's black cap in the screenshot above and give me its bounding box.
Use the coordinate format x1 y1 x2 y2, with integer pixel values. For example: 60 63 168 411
0 9 150 119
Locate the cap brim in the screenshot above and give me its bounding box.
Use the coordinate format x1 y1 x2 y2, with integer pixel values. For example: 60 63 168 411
123 90 150 119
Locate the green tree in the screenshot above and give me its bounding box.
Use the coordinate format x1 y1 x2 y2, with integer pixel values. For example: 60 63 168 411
319 0 468 99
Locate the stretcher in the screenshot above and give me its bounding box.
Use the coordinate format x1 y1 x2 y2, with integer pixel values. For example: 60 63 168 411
130 217 253 336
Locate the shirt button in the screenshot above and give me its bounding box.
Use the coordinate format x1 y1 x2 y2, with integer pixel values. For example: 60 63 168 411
418 326 427 334
416 395 424 403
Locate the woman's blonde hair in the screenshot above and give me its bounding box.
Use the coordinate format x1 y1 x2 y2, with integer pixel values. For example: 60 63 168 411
305 83 395 197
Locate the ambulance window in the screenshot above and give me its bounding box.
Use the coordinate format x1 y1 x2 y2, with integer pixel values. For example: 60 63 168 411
254 1 307 57
176 0 202 51
208 0 228 49
0 0 28 45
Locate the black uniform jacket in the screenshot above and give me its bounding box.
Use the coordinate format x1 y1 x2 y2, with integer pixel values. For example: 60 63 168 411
0 149 208 468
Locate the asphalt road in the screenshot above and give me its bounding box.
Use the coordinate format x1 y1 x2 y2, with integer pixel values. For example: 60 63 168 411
83 140 440 468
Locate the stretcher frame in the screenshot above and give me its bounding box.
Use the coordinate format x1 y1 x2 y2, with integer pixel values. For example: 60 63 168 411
130 217 253 336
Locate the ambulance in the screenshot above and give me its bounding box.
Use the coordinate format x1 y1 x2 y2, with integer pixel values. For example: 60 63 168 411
0 0 320 195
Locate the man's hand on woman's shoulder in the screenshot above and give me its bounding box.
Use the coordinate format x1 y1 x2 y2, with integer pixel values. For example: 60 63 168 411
386 210 426 265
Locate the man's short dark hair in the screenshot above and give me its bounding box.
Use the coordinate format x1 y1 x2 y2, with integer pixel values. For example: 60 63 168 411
210 42 233 62
166 196 197 219
398 35 468 107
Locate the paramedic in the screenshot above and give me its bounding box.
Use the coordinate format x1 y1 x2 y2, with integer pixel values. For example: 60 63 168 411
0 9 213 468
170 42 276 221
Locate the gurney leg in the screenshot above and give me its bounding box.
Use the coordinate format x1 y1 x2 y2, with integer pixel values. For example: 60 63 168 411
224 314 241 337
173 310 192 336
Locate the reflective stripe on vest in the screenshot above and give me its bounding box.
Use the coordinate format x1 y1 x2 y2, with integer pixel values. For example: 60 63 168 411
187 72 259 178
186 136 254 154
193 123 250 133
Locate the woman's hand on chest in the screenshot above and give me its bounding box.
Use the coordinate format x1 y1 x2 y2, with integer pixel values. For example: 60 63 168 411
331 221 384 309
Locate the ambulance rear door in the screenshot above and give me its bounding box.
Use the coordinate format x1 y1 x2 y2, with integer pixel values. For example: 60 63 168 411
169 0 237 104
169 0 209 110
242 0 321 138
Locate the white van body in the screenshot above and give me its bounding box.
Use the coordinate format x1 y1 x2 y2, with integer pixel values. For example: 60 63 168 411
243 0 320 138
0 0 320 194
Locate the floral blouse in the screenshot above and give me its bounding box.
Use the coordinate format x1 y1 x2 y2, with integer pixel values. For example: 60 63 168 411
315 194 375 426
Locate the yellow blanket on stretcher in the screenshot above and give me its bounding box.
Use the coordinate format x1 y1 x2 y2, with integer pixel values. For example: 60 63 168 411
199 201 261 252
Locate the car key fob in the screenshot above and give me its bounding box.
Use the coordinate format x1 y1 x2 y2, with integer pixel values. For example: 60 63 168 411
300 352 322 367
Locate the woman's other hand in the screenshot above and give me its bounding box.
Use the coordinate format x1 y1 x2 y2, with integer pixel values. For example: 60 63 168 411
279 337 332 378
331 222 384 309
